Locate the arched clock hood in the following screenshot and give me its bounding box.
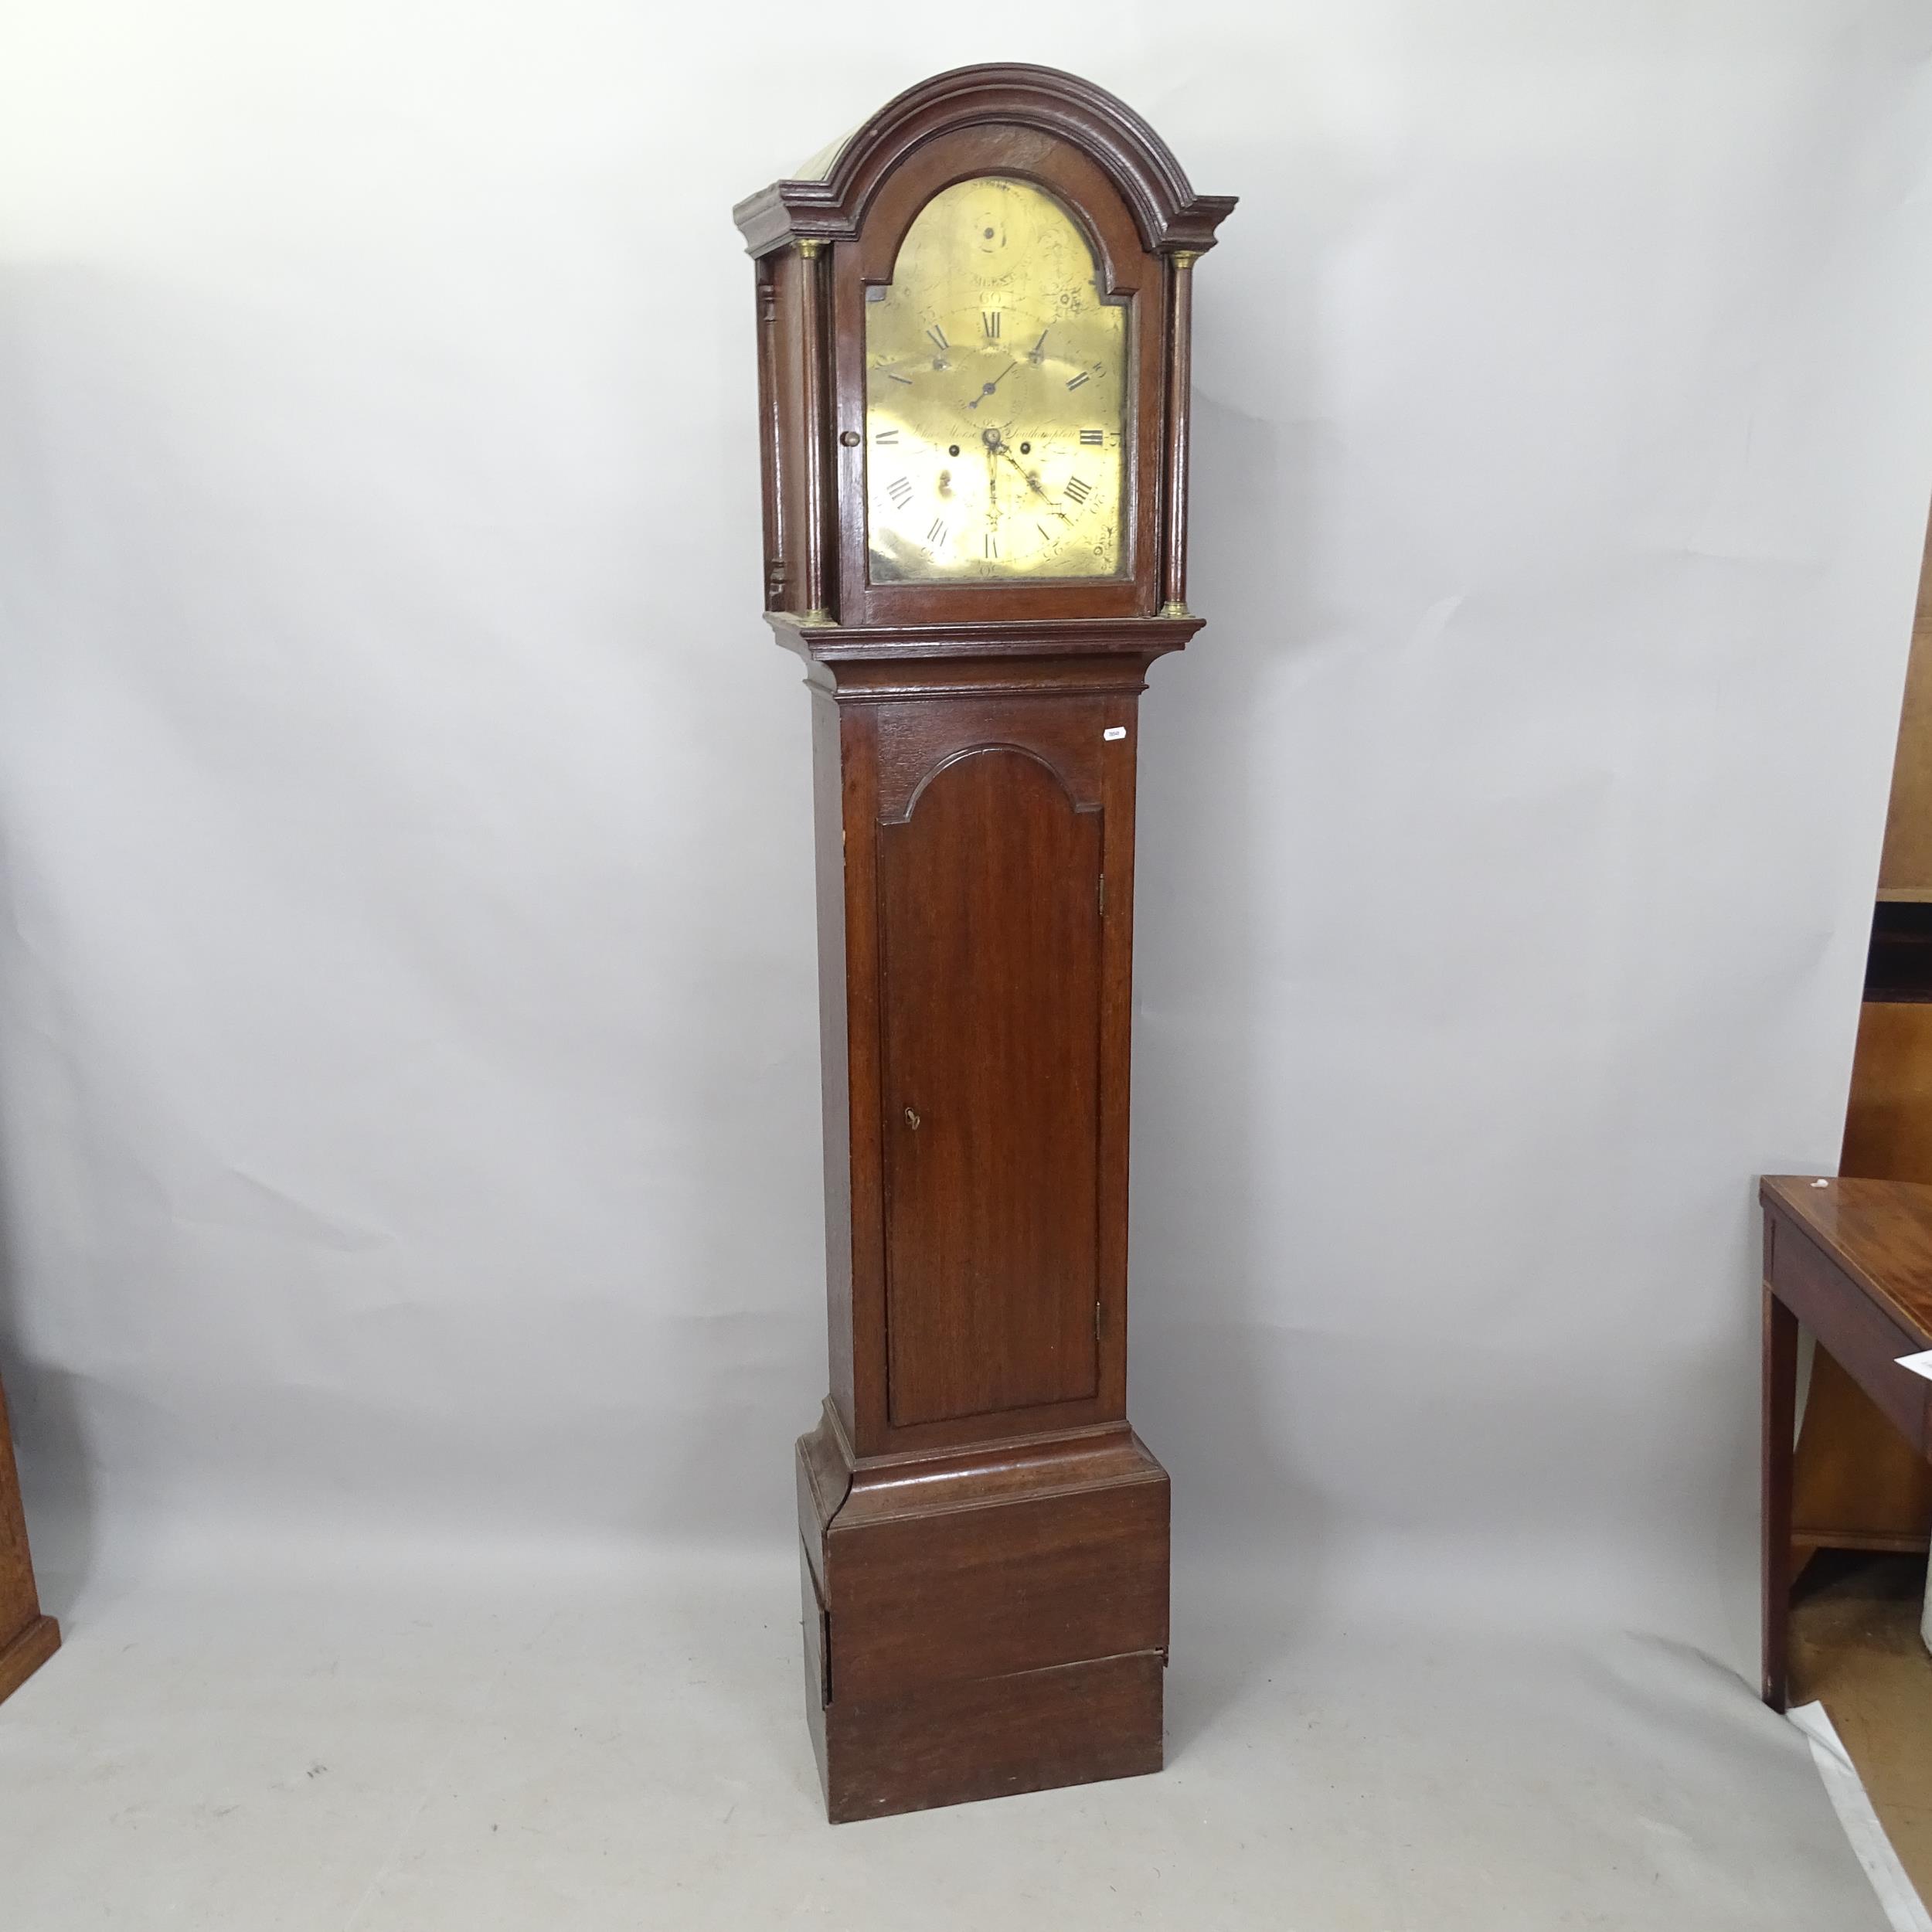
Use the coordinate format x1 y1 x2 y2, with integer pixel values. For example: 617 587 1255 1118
732 63 1236 261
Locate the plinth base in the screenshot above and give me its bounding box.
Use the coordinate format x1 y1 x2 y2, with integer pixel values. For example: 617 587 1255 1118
0 1612 60 1706
795 1402 1169 1823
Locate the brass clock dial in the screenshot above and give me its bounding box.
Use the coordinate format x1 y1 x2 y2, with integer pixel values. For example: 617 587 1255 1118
864 177 1129 583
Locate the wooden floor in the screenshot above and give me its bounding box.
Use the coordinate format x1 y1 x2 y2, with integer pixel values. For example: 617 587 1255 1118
1791 1549 1932 1905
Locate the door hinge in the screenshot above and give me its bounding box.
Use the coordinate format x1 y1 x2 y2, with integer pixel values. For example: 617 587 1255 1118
1094 1299 1103 1340
1098 873 1107 915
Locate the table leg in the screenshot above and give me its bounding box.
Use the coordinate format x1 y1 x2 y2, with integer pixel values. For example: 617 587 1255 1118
1762 1284 1798 1710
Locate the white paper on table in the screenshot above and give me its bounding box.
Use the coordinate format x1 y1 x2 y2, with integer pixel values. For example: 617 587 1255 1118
1895 1350 1932 1381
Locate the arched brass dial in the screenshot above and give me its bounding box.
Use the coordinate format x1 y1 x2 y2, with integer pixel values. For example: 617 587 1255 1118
863 177 1129 583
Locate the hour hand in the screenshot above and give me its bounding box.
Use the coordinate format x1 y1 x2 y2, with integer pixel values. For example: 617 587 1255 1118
995 441 1067 521
992 437 1047 496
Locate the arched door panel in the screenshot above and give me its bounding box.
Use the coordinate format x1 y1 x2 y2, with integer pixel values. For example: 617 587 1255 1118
879 746 1103 1427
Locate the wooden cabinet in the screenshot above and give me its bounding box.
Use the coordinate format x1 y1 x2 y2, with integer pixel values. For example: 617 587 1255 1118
1796 507 1932 1558
0 1374 59 1704
735 66 1232 1820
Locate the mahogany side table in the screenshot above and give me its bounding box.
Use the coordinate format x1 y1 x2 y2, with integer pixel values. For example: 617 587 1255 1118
1760 1174 1932 1710
0 1370 58 1704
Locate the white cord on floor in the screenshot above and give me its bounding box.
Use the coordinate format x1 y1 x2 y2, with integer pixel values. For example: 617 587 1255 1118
1788 1700 1932 1932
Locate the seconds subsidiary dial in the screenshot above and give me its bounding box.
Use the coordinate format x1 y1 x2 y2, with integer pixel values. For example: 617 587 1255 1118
864 176 1129 583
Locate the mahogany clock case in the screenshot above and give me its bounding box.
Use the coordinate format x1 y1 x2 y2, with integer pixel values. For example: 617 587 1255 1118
735 66 1231 1822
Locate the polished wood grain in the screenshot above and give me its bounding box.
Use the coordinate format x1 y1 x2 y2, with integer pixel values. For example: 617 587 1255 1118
808 672 1148 1464
882 747 1102 1425
1764 1176 1932 1346
816 1652 1165 1824
739 64 1230 1821
796 1403 1168 1819
809 688 856 1422
1762 1176 1932 1710
798 1406 1167 1700
0 1373 58 1706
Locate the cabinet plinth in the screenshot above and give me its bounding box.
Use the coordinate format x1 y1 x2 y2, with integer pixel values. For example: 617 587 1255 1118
798 1403 1168 1821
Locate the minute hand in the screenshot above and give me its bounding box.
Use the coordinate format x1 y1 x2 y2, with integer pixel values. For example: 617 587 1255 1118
966 362 1019 410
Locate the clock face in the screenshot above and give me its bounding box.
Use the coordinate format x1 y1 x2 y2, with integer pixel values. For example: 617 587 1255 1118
864 177 1129 583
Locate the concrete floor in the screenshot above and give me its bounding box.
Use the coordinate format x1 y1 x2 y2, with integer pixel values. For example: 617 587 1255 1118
0 1552 1898 1930
1791 1550 1932 1910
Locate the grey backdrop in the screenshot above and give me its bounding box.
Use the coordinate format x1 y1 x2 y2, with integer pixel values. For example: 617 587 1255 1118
3 5 1932 1677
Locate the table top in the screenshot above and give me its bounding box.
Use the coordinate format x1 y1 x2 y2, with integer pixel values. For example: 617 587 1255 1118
1762 1175 1932 1348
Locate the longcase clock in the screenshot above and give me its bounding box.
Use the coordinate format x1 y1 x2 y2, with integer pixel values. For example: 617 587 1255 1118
733 63 1233 1823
